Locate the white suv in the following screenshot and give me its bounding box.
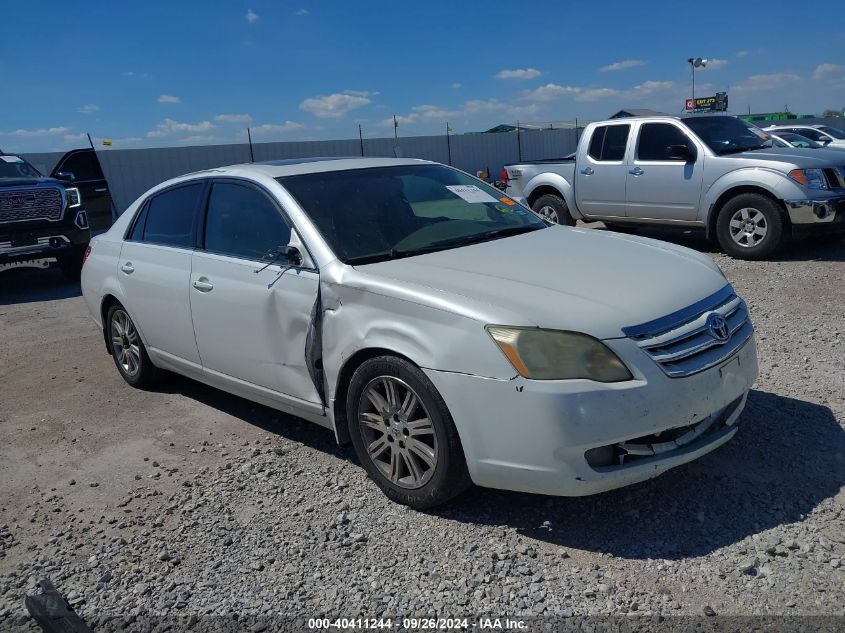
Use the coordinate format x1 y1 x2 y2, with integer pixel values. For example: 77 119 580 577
81 158 758 508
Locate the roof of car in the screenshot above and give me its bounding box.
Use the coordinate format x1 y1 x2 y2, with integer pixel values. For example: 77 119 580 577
184 156 435 180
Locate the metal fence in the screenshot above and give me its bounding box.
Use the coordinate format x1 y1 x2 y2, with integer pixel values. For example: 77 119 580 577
22 128 579 215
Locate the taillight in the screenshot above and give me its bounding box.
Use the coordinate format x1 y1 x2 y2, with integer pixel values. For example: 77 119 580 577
500 168 509 182
82 244 92 265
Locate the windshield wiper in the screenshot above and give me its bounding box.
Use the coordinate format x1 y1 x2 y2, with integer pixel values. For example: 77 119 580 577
718 145 767 155
345 225 543 266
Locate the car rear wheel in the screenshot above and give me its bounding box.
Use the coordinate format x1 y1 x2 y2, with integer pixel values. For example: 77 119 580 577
107 304 159 388
346 356 471 508
531 193 574 226
716 193 785 260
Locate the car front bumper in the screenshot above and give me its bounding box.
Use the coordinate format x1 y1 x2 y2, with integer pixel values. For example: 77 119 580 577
785 195 845 225
423 335 758 497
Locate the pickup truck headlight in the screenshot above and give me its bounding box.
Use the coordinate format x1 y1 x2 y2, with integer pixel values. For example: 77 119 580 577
65 187 82 209
486 326 633 382
788 169 827 190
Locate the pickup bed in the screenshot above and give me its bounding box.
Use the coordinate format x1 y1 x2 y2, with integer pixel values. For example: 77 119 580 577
504 115 845 259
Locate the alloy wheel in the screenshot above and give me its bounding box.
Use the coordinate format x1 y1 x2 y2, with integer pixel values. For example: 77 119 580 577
728 207 768 248
357 376 438 489
537 205 560 224
111 309 141 377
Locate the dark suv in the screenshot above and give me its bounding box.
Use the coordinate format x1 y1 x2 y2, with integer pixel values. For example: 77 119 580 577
1 153 91 279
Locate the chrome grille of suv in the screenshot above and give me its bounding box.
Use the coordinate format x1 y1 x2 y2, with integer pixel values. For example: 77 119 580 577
622 285 753 378
0 187 64 223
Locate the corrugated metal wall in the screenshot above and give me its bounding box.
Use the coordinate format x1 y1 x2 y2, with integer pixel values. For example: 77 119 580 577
93 129 582 214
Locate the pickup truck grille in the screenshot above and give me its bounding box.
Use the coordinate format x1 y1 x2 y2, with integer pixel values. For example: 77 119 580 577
0 187 64 223
622 286 753 378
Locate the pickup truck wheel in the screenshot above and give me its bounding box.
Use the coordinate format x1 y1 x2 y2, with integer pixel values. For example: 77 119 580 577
716 194 784 260
531 194 574 226
346 356 471 509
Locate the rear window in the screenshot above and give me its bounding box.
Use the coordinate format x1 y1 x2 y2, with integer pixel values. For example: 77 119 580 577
587 125 630 161
142 184 203 248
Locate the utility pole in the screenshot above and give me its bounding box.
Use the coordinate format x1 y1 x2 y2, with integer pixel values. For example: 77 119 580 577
687 57 708 110
246 127 255 163
516 120 522 162
446 121 452 166
393 115 398 140
358 124 364 156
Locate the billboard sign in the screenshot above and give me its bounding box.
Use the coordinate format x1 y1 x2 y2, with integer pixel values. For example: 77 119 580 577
685 92 728 113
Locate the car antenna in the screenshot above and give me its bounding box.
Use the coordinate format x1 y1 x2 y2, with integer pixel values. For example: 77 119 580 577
247 127 255 163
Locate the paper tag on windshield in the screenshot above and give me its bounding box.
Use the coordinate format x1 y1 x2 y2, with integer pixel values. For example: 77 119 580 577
1 156 23 163
445 185 498 203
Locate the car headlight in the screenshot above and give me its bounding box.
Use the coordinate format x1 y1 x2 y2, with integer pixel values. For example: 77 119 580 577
788 169 827 190
486 326 633 382
65 187 82 209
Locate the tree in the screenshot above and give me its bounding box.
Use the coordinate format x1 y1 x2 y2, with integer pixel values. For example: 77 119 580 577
822 109 844 118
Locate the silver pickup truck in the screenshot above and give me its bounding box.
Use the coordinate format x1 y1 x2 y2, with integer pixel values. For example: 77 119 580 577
503 115 845 259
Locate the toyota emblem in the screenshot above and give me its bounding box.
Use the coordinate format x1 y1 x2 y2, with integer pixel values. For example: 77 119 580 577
706 313 730 343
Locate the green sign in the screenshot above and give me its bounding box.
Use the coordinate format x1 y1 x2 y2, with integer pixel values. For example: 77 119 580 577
685 92 728 113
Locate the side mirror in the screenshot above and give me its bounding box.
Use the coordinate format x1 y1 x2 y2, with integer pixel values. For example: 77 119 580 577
285 245 303 267
666 144 694 161
56 171 76 182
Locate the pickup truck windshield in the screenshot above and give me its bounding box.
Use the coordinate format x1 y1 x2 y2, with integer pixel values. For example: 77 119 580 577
683 116 769 155
279 164 546 265
0 156 42 180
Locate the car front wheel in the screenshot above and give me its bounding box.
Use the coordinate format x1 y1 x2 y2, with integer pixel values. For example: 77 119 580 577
531 193 574 226
346 356 471 508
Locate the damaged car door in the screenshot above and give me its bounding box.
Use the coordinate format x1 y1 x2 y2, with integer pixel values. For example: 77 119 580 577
189 179 323 408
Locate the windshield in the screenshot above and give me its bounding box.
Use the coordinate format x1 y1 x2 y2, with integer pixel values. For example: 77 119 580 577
278 164 547 265
683 116 770 155
779 133 822 149
0 155 42 180
817 126 845 140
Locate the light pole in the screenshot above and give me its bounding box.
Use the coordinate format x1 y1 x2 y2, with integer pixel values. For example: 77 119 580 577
687 57 708 110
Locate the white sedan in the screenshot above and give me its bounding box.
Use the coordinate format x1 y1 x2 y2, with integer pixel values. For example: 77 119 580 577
81 158 758 508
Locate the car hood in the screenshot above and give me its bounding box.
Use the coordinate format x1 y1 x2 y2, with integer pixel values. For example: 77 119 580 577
724 147 845 168
0 176 62 188
354 226 728 339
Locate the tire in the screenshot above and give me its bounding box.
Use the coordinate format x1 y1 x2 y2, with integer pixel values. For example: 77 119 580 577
531 193 574 226
716 193 785 260
106 304 160 388
346 356 471 509
57 254 83 281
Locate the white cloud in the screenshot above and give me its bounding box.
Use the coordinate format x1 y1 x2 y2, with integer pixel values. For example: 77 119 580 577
299 91 373 118
147 118 215 137
78 104 99 114
64 133 87 142
451 82 462 89
384 98 538 128
701 59 728 70
214 113 253 124
521 79 676 103
599 59 645 72
814 63 845 81
4 126 70 137
735 50 750 58
179 135 218 144
295 8 309 15
158 94 181 104
521 83 581 102
495 68 541 80
246 9 259 22
734 72 801 93
248 121 304 135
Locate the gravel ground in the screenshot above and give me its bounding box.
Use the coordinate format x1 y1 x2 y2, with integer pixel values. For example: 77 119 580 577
0 228 843 630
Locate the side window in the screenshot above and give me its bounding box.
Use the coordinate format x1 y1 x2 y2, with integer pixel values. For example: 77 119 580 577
587 125 630 161
55 151 104 181
142 184 203 248
203 182 291 260
795 128 824 141
127 202 148 241
637 123 695 161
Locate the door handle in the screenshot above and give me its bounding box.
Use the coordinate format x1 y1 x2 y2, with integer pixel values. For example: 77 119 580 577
192 278 214 292
94 187 109 193
629 167 644 176
580 167 595 176
120 262 134 274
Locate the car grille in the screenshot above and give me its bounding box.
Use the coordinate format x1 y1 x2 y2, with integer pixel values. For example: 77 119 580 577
622 285 753 378
822 168 844 189
0 187 64 223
